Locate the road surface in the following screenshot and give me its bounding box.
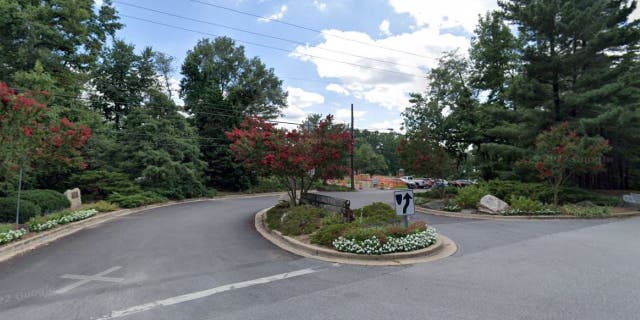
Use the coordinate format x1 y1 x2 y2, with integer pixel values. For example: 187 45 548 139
1 190 639 320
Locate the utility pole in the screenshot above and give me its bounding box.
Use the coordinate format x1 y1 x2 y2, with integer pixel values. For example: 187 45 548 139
350 103 355 191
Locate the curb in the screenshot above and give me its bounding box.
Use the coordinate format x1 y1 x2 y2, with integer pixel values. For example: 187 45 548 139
254 208 457 266
0 192 285 263
417 207 640 220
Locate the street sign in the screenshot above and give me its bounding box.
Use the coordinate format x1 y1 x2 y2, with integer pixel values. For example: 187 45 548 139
394 190 415 216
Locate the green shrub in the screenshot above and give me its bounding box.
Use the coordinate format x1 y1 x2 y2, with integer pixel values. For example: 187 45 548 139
85 201 118 212
70 170 140 201
248 176 288 193
563 205 611 217
311 223 350 246
278 205 325 236
481 180 618 205
0 197 41 223
0 223 13 233
353 202 398 226
481 180 550 202
265 201 291 231
320 213 346 226
414 197 429 206
508 195 545 212
11 189 69 214
557 187 619 206
443 199 461 212
455 185 489 208
382 221 427 237
342 226 386 242
107 192 167 208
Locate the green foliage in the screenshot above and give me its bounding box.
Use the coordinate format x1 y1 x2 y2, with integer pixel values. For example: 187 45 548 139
11 189 69 214
353 129 400 175
114 93 208 200
563 205 611 218
181 37 286 190
265 201 290 231
397 130 453 177
248 176 288 193
352 202 398 226
481 180 618 205
557 187 619 207
69 170 140 201
276 205 325 236
320 213 346 226
508 196 544 212
0 197 41 223
107 192 167 208
84 201 118 212
310 223 349 246
354 142 388 175
0 223 13 234
443 199 461 212
454 185 489 208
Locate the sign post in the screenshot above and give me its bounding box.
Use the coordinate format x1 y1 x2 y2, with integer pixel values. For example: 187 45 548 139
393 190 415 228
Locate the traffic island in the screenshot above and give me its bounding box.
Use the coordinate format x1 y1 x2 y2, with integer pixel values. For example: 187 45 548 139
417 206 640 220
254 207 457 266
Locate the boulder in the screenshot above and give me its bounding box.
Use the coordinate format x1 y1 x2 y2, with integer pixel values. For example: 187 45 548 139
478 195 509 214
64 188 82 210
623 193 640 208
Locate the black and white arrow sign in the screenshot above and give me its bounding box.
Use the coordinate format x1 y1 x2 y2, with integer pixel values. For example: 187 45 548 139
394 190 415 216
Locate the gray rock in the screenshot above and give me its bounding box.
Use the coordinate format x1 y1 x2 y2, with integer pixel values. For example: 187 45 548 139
623 193 640 207
63 188 82 209
478 195 509 214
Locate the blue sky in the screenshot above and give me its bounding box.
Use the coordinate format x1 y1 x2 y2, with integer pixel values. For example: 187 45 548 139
103 0 639 131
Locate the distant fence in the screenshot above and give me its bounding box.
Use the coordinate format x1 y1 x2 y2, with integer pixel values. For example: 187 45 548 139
301 193 354 221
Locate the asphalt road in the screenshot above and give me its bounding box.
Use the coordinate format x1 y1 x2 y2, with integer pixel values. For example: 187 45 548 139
1 190 639 320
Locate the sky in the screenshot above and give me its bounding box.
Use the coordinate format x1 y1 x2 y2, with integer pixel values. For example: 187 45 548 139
103 0 640 132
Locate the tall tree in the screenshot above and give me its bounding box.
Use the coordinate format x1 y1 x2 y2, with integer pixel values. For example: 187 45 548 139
354 141 388 175
0 0 121 98
90 40 158 128
499 0 640 188
180 37 287 190
153 52 176 99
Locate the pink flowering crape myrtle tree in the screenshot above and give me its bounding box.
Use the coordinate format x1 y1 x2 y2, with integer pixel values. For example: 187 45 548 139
226 115 352 205
532 122 610 206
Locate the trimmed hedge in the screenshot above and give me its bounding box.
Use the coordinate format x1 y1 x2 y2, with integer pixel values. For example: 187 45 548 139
455 185 489 208
481 180 619 205
11 189 69 214
70 170 140 201
107 192 167 208
0 197 41 223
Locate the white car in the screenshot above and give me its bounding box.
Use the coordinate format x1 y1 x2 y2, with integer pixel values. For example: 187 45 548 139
400 176 418 189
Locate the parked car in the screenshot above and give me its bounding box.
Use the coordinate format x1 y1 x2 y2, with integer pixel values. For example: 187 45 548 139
415 178 433 189
451 179 478 187
400 176 418 189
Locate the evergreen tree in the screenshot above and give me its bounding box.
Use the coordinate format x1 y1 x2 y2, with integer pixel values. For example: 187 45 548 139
180 37 287 190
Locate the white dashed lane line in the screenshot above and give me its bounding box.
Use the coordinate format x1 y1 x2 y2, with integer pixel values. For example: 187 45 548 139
93 267 321 320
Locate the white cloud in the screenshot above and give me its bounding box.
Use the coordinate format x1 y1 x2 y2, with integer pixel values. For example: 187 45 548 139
368 119 404 133
94 0 103 7
287 86 324 108
334 108 366 123
325 83 350 96
258 5 288 22
313 0 327 11
632 5 640 21
379 19 392 36
388 0 498 33
290 27 468 111
280 87 325 127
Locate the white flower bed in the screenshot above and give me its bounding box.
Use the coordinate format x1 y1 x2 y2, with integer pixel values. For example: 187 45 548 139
500 207 560 216
332 227 438 255
0 228 27 245
29 209 98 232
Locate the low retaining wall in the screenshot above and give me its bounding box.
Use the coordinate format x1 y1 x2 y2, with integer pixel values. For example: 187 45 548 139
254 207 457 266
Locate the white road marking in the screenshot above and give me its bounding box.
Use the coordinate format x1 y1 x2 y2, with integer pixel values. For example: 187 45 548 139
56 266 124 294
94 268 318 320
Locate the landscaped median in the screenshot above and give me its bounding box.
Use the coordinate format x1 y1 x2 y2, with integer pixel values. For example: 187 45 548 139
255 202 456 265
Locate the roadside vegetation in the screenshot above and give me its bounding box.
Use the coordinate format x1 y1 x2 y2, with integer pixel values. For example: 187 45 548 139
266 202 438 255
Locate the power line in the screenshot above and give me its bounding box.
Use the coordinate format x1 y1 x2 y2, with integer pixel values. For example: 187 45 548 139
119 14 425 79
114 1 424 70
189 0 438 61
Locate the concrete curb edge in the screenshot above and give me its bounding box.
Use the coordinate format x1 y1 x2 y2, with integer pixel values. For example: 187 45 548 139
254 207 457 266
